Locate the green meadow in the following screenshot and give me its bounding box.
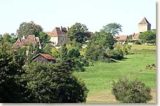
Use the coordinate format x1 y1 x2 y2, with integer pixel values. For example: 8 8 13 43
74 44 156 103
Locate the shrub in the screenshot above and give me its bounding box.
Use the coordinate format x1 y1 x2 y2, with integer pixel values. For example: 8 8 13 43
22 62 88 103
134 40 142 45
114 44 131 55
112 78 152 103
106 49 124 60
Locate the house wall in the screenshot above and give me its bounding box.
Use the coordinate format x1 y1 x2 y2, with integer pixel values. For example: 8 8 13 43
50 37 58 46
50 35 68 46
58 35 68 46
138 24 151 33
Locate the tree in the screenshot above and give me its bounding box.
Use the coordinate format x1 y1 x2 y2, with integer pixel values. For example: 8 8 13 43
0 41 27 102
51 47 60 58
101 23 122 35
22 62 88 103
2 33 17 44
67 23 89 44
112 78 152 103
58 45 88 71
17 21 43 38
139 30 156 44
42 44 53 54
85 31 115 61
39 32 50 46
59 44 68 61
67 48 87 71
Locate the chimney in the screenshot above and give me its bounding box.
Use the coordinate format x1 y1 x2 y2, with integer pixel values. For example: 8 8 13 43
22 36 25 39
61 26 63 31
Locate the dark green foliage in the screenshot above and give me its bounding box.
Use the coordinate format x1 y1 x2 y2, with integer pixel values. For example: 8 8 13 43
135 40 142 45
26 44 41 63
112 78 152 103
67 23 91 47
68 48 80 58
17 21 43 38
22 62 88 103
91 31 115 49
42 43 53 54
59 45 88 71
139 30 156 44
101 23 122 35
85 45 104 61
68 48 88 71
106 49 124 60
85 31 115 61
0 41 88 103
0 42 27 102
59 44 68 61
74 32 89 43
39 32 50 46
1 33 17 44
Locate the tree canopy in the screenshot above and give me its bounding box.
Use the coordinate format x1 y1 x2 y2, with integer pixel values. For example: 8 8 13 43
101 23 122 35
17 21 43 38
0 41 27 102
1 33 17 44
67 23 90 45
22 62 88 103
85 31 115 61
139 30 156 44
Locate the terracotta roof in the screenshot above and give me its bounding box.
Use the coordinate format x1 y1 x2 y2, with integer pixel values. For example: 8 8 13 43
13 35 40 48
115 35 128 42
47 27 67 37
139 17 151 25
39 53 55 60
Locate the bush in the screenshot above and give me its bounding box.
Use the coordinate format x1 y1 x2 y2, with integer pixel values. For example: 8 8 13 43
112 78 152 103
139 30 156 44
134 40 142 45
106 49 124 60
22 62 88 103
114 44 131 55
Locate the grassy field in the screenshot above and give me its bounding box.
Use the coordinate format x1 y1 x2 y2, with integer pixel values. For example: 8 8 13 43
74 44 156 103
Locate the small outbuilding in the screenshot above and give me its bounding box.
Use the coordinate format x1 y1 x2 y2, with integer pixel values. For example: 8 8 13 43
32 53 56 63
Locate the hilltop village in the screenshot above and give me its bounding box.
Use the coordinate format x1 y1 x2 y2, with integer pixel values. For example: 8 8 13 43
0 17 156 103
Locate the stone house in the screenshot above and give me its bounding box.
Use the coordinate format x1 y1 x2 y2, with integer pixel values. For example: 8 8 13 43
115 35 128 44
130 17 151 41
47 27 68 46
138 17 151 33
13 35 41 49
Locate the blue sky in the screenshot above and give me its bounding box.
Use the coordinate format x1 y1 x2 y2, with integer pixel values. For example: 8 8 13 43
0 0 156 35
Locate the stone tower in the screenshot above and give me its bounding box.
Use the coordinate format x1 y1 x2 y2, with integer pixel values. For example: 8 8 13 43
138 17 151 33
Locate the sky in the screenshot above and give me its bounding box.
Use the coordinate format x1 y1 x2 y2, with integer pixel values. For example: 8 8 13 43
0 0 156 35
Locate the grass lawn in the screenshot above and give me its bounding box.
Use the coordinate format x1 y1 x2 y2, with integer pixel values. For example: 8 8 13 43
74 44 156 103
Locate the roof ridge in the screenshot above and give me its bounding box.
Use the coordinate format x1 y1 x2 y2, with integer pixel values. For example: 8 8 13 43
139 17 150 24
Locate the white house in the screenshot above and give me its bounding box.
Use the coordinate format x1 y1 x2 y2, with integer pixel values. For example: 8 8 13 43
47 27 68 46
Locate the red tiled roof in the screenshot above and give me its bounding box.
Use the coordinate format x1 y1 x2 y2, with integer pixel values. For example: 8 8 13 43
115 35 128 42
39 53 55 60
47 27 67 37
13 35 40 48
